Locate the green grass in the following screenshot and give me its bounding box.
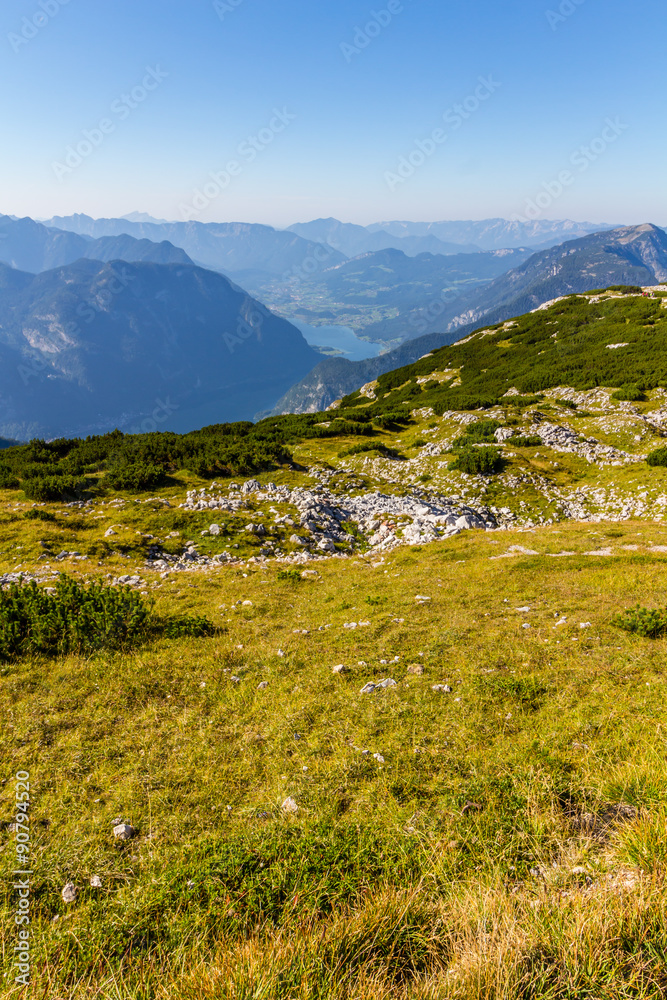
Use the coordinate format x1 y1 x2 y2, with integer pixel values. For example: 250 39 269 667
1 519 667 998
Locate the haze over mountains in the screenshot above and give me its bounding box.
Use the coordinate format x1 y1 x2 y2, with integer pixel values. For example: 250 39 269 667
1 211 666 439
0 257 318 440
269 224 667 414
0 215 193 273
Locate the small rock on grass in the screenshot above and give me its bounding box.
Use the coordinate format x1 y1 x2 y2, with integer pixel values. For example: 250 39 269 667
407 663 424 675
432 684 453 693
257 681 269 691
90 875 103 888
61 883 77 903
113 823 137 841
332 664 347 674
281 797 298 815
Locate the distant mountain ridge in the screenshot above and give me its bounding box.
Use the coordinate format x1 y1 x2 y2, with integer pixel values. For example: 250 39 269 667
286 218 480 257
0 258 319 440
268 224 667 414
366 218 619 250
43 214 346 279
0 215 192 272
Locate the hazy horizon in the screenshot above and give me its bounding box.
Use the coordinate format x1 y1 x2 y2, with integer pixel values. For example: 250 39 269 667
1 0 665 228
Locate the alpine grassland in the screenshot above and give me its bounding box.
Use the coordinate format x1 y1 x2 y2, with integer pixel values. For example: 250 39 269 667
1 289 667 998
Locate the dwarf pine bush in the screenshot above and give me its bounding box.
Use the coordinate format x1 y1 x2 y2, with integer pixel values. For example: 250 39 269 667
611 605 667 639
0 576 150 659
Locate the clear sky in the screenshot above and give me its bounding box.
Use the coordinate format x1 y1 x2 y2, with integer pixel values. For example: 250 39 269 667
1 0 665 227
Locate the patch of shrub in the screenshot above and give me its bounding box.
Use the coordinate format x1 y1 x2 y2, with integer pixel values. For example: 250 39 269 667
646 448 667 468
558 399 578 410
23 509 56 522
0 576 151 659
448 447 504 475
0 465 19 489
277 569 303 583
22 476 86 501
612 384 646 402
511 435 543 448
452 420 502 451
611 606 667 639
106 463 167 491
339 442 402 459
160 615 216 639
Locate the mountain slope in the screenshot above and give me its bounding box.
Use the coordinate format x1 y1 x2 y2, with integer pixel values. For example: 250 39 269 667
0 215 192 271
0 259 319 439
44 215 346 278
440 224 667 332
270 225 667 413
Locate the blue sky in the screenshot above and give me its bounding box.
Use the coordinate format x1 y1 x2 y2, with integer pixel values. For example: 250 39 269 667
1 0 665 227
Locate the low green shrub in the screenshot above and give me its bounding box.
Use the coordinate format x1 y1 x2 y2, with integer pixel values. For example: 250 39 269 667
612 605 667 639
511 435 542 448
339 442 402 459
0 465 19 488
23 509 56 522
612 384 646 402
106 463 167 491
0 576 150 659
277 569 304 583
646 448 667 468
22 476 86 501
449 447 504 475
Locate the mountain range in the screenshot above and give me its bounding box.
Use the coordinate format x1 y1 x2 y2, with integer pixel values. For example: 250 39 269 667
0 215 193 273
0 258 318 440
44 215 346 283
268 224 667 414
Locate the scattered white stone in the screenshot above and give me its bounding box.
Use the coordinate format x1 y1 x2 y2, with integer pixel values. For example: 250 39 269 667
104 528 117 537
113 823 137 840
432 684 453 693
281 797 299 814
257 681 269 691
61 883 77 903
242 600 253 607
360 682 376 694
90 876 103 888
415 595 431 603
332 664 347 674
373 753 385 763
579 622 592 628
377 678 397 689
209 524 221 536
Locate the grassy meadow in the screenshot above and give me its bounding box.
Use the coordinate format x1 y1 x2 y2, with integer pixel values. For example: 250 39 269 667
1 514 667 999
